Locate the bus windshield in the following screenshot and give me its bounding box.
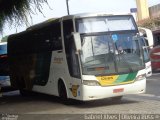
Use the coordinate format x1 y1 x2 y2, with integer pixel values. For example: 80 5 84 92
80 33 144 75
76 16 136 33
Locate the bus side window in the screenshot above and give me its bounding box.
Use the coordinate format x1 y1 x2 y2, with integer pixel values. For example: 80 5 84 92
50 23 62 51
31 24 62 86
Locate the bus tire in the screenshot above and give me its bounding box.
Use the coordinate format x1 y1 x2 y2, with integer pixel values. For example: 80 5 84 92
58 80 68 104
19 89 29 96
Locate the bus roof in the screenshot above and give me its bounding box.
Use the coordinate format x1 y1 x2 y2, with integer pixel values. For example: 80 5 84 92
9 18 59 39
62 12 132 20
26 18 60 31
9 12 134 39
27 12 133 30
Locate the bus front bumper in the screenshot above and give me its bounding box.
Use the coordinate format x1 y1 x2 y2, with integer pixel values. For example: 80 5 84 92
81 79 146 101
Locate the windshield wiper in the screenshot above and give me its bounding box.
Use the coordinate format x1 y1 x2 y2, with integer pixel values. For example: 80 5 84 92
117 52 133 73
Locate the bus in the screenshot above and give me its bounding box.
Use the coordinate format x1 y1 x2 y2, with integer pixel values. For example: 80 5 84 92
8 13 146 101
0 42 9 75
138 27 152 77
0 42 10 87
0 42 7 74
151 29 160 71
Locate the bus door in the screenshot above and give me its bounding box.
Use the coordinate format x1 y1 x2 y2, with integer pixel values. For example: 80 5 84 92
34 22 62 87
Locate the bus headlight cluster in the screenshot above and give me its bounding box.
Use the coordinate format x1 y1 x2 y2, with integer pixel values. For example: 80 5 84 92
135 74 146 81
83 80 100 86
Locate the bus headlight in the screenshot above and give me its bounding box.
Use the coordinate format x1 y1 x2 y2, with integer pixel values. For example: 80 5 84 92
135 74 146 81
83 80 100 86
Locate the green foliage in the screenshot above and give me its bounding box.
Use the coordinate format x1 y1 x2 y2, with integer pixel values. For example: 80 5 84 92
0 0 49 32
138 17 160 30
1 35 8 42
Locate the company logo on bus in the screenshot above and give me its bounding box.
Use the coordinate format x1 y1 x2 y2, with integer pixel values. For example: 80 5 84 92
96 72 137 86
69 85 79 97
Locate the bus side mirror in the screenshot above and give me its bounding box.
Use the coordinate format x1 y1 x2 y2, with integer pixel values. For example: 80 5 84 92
72 32 82 51
142 46 152 49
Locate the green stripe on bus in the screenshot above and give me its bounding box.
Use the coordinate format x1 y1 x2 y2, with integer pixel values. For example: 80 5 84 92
114 72 138 83
114 74 128 83
123 72 137 82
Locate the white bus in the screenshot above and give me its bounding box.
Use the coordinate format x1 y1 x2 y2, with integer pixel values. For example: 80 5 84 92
8 13 146 101
138 27 153 76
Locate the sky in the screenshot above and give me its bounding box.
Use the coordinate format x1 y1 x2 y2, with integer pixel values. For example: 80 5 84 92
0 0 160 39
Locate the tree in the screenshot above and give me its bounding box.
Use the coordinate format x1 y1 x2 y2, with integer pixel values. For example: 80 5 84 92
138 17 160 30
0 0 49 32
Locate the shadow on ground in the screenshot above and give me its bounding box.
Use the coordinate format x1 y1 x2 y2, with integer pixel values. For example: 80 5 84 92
0 90 140 111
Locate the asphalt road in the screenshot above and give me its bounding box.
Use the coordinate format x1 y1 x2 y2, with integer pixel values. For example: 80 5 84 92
146 73 160 96
126 72 160 101
0 73 160 120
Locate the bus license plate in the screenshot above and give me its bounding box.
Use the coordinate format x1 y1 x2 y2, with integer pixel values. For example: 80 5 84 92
113 88 124 93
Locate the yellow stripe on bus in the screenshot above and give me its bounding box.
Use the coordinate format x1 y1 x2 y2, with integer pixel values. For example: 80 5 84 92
96 75 119 86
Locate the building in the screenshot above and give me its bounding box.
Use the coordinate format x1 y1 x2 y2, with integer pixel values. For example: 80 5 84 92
136 0 150 21
149 4 160 19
